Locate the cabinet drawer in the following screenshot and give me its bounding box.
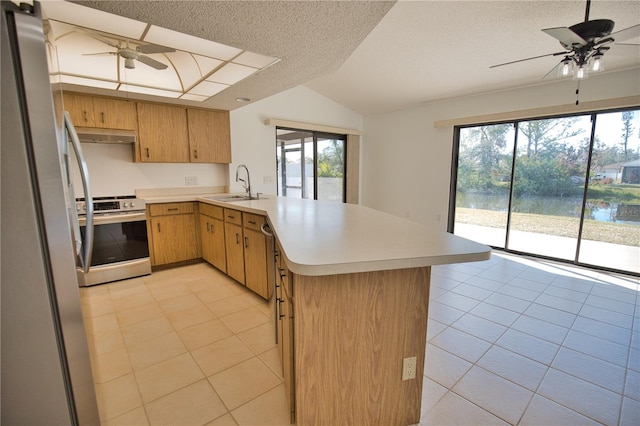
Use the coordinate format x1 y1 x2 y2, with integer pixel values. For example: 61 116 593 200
243 213 265 231
223 208 242 225
200 202 223 220
149 202 194 216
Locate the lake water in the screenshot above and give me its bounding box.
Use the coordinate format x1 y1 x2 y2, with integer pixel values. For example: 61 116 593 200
456 193 639 224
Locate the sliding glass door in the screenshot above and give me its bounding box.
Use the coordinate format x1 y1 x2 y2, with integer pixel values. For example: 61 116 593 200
579 111 640 272
508 116 592 260
276 128 346 202
453 123 514 248
451 108 640 275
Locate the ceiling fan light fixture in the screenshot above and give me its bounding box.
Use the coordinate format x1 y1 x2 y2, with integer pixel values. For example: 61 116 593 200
573 63 588 80
559 58 573 77
124 57 136 69
589 52 605 72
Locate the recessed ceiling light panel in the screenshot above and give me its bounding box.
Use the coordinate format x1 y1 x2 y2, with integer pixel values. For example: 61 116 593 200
144 25 241 61
207 63 257 85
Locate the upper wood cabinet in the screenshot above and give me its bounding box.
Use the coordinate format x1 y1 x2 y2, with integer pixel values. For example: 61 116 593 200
137 102 189 163
63 93 137 130
187 109 231 163
60 93 231 164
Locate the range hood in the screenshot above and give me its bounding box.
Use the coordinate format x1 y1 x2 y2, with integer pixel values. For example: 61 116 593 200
75 127 136 144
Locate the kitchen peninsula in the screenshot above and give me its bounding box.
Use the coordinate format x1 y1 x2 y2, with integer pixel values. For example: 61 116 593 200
145 194 491 425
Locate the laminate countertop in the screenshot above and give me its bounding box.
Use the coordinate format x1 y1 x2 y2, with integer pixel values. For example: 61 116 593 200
179 195 491 276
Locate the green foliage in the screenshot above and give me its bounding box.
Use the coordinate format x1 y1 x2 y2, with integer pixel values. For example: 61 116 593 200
513 156 581 197
317 141 344 178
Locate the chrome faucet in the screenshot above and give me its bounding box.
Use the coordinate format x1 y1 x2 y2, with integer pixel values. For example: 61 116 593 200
235 164 252 198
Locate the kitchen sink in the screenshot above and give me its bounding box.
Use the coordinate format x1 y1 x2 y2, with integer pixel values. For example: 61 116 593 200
204 194 255 202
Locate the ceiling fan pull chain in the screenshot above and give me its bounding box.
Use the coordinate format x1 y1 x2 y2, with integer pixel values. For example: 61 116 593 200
575 80 581 105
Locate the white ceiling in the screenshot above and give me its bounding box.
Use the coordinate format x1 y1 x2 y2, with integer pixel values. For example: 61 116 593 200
60 1 639 115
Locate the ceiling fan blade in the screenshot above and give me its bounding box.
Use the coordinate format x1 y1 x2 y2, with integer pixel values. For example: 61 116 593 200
542 27 587 47
81 29 120 49
607 43 640 56
542 62 561 80
136 43 176 54
82 51 116 57
611 24 640 43
136 55 168 70
490 51 567 68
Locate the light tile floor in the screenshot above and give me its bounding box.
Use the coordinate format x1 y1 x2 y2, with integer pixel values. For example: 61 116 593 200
80 252 640 425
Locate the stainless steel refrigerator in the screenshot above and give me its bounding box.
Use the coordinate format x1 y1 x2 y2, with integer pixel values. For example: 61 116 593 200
1 1 99 424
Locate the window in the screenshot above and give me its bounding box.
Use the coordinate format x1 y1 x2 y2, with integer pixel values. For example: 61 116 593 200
276 127 346 202
450 108 640 276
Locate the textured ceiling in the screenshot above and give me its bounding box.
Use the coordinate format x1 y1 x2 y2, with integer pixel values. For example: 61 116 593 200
68 1 639 115
68 0 395 111
307 0 640 115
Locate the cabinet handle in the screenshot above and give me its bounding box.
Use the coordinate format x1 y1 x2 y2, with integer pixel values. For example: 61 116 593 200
211 223 214 232
244 236 249 248
145 148 150 158
207 222 210 232
248 220 257 225
100 111 105 124
194 149 198 160
235 233 240 244
83 110 88 122
157 223 160 232
167 208 179 211
227 215 235 220
278 299 285 319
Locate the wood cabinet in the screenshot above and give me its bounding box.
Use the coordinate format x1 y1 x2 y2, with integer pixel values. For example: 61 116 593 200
187 109 231 163
275 240 295 423
223 208 245 284
137 102 189 163
63 93 137 130
243 213 272 299
59 93 231 164
199 203 226 272
148 202 199 266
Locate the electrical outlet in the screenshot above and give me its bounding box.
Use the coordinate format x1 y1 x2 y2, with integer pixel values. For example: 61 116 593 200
185 176 197 186
263 175 273 184
402 356 417 381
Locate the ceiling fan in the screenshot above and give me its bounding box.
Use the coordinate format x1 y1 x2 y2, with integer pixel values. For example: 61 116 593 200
491 0 639 101
83 30 175 70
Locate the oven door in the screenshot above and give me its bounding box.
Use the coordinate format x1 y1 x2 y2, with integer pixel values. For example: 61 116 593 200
78 211 151 286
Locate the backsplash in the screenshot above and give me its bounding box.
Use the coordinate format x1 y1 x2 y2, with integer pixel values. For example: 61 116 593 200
70 142 228 197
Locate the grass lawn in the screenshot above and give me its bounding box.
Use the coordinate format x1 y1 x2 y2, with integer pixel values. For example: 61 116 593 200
456 208 640 247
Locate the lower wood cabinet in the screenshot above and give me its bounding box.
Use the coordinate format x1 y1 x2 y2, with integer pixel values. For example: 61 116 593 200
199 204 226 272
243 213 273 299
147 202 199 266
224 220 245 284
275 241 295 423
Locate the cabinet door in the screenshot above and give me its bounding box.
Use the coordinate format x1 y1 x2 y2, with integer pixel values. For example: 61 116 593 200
137 102 189 162
187 109 231 163
224 222 245 284
92 97 137 130
210 218 227 272
201 216 227 272
63 93 95 127
151 214 198 265
200 216 215 264
244 228 268 299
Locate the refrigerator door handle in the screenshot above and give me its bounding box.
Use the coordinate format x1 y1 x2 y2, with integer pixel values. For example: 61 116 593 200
64 111 93 273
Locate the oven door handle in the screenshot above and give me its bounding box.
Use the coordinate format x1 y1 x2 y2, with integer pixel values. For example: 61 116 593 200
65 111 93 273
79 212 147 226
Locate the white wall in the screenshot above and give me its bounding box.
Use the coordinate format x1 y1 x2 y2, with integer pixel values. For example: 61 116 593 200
73 143 228 197
361 68 640 230
229 85 363 196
